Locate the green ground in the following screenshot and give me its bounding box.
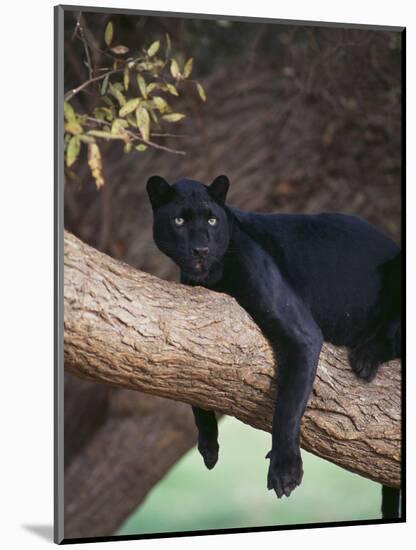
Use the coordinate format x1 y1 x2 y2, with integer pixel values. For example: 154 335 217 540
118 416 380 536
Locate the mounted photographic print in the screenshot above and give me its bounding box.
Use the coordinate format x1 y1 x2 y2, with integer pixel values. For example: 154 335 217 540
54 4 405 544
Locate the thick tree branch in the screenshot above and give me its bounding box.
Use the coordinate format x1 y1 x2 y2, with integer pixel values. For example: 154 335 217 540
64 230 401 488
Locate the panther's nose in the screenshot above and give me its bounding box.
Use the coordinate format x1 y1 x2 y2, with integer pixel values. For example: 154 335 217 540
192 246 209 257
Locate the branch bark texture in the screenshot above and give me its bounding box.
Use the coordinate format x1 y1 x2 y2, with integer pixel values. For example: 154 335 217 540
64 230 401 488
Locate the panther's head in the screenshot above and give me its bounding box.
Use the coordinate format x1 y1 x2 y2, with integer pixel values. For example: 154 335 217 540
146 175 231 282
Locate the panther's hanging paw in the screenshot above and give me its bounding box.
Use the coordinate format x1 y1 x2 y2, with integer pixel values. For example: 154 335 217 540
198 438 219 470
266 450 303 498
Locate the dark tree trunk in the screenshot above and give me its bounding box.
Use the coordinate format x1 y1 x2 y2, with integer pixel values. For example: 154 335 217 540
64 374 197 538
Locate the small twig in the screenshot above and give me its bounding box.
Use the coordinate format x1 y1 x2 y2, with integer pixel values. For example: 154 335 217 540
74 28 131 64
85 117 186 156
74 12 94 81
64 53 146 101
64 69 120 101
71 12 81 40
150 132 187 138
125 130 186 156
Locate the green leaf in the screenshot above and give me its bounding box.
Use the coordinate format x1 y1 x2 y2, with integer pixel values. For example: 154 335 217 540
183 58 194 79
104 21 114 47
66 135 81 167
111 118 129 135
136 106 150 142
136 143 148 152
110 45 129 55
64 120 83 135
87 130 123 140
115 90 126 106
149 109 158 124
150 59 164 77
101 95 115 108
196 82 207 102
139 100 156 111
123 66 130 91
137 74 147 99
64 101 76 122
147 40 160 57
88 142 105 188
136 60 163 74
162 113 186 122
93 108 106 121
123 142 132 154
152 96 170 113
119 98 141 117
101 107 114 121
166 83 179 96
146 82 158 95
170 58 181 79
110 82 124 91
165 33 171 58
101 73 110 95
78 134 95 144
109 83 126 106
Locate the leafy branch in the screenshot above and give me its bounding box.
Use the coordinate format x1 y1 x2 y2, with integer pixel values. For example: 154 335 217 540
64 16 207 188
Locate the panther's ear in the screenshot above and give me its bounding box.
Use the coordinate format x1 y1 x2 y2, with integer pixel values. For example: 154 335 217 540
208 175 229 204
146 176 173 211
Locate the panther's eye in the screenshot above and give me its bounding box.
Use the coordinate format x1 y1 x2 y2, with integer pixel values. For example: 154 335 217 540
208 218 217 226
174 217 185 226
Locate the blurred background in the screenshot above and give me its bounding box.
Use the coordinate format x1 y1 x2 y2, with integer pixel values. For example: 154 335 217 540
62 8 402 540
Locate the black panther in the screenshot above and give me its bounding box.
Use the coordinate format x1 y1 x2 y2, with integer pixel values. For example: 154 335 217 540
146 174 401 516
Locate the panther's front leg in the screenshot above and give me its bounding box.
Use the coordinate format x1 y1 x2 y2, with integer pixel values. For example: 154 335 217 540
192 406 219 470
266 333 322 497
249 290 323 498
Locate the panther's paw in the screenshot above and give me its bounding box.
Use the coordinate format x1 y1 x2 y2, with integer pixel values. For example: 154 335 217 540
266 450 303 498
198 440 219 470
349 345 380 382
351 358 379 381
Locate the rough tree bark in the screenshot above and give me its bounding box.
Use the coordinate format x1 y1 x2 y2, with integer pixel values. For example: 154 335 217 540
64 230 402 489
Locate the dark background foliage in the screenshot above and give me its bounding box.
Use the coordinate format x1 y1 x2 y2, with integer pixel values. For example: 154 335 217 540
64 11 401 279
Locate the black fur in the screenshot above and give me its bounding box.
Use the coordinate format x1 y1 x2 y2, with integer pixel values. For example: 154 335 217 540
147 175 401 503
